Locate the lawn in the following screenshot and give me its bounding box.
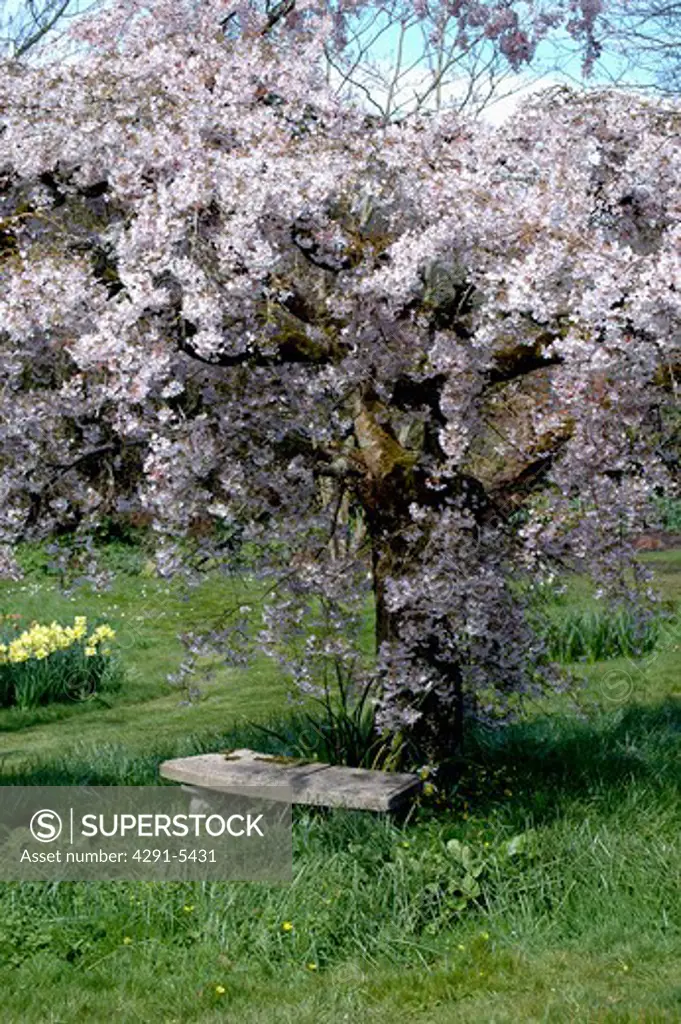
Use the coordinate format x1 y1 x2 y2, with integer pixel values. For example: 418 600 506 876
0 547 679 1022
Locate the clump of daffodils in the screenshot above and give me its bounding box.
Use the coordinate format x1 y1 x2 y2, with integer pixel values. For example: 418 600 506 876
0 615 122 710
0 617 116 665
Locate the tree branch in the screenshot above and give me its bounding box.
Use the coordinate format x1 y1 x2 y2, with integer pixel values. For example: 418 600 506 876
263 0 296 35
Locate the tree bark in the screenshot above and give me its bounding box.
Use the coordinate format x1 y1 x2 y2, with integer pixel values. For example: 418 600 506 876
351 385 474 762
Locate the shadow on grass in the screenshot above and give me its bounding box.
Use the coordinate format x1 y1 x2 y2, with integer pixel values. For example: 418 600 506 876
457 697 681 824
1 701 679 832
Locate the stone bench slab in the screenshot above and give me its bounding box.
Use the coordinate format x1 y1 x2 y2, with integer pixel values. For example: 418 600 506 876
159 748 422 812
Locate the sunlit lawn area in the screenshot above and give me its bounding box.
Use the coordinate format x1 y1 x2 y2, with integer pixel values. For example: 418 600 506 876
0 547 679 1022
0 569 289 768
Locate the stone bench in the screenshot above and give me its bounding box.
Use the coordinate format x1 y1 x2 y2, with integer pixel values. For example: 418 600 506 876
159 748 422 813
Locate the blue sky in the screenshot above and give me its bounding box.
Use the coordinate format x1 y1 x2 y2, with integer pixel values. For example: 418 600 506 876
329 5 660 122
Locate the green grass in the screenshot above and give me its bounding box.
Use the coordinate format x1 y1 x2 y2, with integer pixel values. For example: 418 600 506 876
654 495 681 532
0 550 679 1021
0 570 289 768
0 703 680 1022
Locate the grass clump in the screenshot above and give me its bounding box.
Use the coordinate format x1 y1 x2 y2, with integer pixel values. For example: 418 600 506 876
540 605 666 663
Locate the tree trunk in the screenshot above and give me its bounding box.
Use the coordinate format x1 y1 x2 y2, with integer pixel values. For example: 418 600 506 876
352 387 474 764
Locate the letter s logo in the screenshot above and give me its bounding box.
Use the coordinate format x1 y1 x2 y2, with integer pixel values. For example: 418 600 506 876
30 809 63 843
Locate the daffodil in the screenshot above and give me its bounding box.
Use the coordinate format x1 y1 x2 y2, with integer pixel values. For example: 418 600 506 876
8 642 30 663
89 624 116 643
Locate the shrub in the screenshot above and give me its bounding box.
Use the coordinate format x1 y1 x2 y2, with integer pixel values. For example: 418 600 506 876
0 616 124 709
654 495 681 533
540 607 664 664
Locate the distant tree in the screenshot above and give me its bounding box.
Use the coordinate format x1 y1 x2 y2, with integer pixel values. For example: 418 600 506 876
594 1 681 93
257 0 609 119
537 1 681 96
0 0 102 59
